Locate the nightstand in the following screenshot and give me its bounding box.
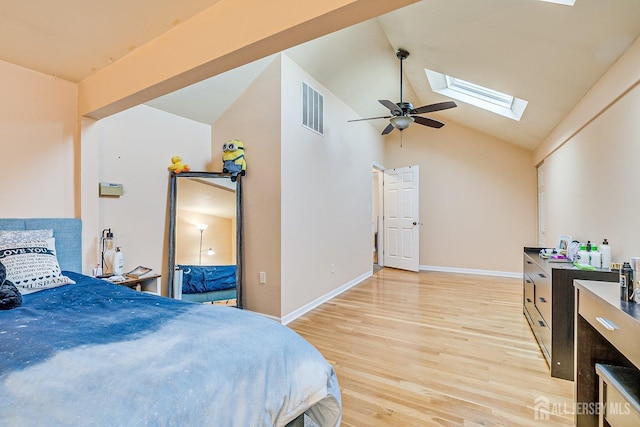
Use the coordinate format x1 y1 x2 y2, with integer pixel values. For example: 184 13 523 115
116 274 161 295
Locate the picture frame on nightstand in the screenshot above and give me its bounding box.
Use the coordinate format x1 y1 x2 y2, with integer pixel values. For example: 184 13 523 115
125 266 153 279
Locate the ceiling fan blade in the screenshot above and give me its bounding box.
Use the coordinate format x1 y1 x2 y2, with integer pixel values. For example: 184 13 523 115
410 101 457 115
348 115 392 122
381 123 395 135
379 100 402 115
413 115 445 129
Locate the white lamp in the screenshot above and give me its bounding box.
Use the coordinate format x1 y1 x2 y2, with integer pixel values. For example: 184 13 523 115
390 115 414 131
200 247 215 261
196 224 208 265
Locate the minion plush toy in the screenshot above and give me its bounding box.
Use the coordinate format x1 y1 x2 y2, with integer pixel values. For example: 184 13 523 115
222 139 246 182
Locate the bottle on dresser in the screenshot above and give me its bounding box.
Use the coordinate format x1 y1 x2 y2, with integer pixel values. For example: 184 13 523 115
589 245 601 268
632 257 640 303
620 262 633 301
577 245 590 265
600 239 612 270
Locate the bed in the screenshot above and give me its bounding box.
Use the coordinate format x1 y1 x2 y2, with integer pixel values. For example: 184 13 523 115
0 218 341 426
174 264 238 303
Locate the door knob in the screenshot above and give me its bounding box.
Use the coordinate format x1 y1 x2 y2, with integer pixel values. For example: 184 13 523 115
412 221 417 226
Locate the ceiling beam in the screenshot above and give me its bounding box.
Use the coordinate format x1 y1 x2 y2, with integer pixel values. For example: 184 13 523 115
78 0 418 119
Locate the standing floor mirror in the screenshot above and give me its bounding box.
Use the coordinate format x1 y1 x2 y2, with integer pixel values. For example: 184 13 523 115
167 171 243 308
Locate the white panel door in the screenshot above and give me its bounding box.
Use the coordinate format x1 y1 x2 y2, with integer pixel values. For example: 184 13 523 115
384 166 419 272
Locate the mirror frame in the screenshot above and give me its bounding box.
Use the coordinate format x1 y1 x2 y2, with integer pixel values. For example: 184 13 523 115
167 171 243 308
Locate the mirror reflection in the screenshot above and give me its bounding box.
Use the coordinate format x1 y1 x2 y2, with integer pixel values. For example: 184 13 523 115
177 178 236 267
167 172 242 308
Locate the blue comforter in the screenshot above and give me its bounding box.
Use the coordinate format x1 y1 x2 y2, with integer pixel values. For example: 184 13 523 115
179 265 236 294
0 273 341 426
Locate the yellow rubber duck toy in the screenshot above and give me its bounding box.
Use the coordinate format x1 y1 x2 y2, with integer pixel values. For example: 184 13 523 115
168 155 190 174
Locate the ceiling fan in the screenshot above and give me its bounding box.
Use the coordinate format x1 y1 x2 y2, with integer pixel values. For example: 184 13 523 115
349 48 457 135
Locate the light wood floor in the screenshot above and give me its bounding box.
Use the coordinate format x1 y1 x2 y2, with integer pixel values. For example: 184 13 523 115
289 268 574 426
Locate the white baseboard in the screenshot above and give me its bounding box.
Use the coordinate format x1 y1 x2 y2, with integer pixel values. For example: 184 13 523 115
420 264 522 279
280 271 373 325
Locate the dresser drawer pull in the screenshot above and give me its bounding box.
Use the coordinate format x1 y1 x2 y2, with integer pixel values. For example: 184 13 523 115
538 273 547 279
526 278 532 284
526 298 532 303
538 320 545 328
596 317 618 331
539 297 547 303
527 260 532 265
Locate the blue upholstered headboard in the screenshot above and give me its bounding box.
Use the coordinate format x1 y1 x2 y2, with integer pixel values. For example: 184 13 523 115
0 218 82 273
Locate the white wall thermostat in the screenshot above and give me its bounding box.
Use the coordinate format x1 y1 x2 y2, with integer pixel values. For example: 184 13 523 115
99 182 124 197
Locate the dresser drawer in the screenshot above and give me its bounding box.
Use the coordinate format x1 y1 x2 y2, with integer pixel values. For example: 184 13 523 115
524 254 543 279
535 270 552 325
579 290 640 367
529 304 551 362
524 274 535 312
523 254 551 324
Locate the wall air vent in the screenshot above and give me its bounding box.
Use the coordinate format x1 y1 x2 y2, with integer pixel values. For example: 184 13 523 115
302 81 324 135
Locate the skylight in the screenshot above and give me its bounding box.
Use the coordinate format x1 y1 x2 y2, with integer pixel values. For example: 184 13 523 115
425 69 528 121
539 0 575 5
445 76 514 109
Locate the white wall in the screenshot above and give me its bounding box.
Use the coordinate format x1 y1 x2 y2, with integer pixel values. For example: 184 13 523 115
537 36 640 263
280 54 385 315
81 105 211 290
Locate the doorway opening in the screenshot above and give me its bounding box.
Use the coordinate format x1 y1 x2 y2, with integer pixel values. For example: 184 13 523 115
372 165 384 273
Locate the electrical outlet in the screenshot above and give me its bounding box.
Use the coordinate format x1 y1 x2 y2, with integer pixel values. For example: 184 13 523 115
259 272 266 284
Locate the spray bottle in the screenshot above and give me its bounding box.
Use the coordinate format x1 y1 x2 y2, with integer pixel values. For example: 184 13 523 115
113 247 124 275
620 262 633 301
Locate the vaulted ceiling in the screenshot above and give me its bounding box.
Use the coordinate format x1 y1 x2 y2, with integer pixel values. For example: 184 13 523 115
2 0 639 150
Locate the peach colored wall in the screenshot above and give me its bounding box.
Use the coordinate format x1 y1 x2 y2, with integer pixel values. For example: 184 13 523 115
211 57 282 316
383 120 537 274
534 37 640 167
535 37 640 264
0 59 77 218
280 55 385 316
211 54 386 318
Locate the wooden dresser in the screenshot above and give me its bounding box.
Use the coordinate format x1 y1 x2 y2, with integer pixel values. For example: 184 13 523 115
523 247 618 380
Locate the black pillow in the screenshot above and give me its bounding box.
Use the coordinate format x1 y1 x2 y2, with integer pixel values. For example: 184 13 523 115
0 261 22 310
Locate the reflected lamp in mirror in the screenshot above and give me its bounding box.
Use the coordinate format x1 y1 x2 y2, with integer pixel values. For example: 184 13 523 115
196 224 209 265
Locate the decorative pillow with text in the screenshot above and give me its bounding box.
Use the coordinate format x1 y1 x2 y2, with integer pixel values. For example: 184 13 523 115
0 239 75 295
0 229 53 246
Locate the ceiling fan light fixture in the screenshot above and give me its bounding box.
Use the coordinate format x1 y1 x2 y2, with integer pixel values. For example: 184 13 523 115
390 115 414 130
347 48 456 134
